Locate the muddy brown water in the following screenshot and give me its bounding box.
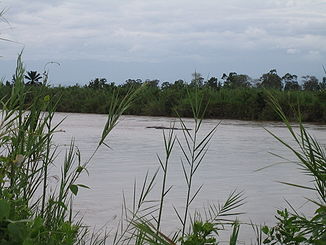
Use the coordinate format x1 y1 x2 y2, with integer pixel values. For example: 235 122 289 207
51 113 325 243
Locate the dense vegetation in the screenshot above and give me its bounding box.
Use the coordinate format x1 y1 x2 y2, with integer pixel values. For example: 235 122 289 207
1 70 326 122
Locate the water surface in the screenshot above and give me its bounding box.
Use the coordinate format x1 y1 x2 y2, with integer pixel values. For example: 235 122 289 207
52 113 326 243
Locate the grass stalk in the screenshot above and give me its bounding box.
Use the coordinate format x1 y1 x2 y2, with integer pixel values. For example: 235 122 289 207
156 128 176 232
177 88 217 237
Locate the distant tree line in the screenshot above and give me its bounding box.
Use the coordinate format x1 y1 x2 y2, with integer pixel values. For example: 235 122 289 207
1 69 325 122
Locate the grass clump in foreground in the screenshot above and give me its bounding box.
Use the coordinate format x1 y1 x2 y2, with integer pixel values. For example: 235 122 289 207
259 96 326 244
0 55 325 244
0 55 142 244
0 55 81 244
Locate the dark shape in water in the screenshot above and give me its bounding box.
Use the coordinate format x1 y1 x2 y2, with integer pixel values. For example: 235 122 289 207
146 126 191 131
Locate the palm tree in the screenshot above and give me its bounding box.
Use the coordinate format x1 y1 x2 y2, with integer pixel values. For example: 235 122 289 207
24 71 42 86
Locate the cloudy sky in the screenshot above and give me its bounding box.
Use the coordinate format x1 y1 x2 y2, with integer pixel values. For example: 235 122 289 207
1 0 325 85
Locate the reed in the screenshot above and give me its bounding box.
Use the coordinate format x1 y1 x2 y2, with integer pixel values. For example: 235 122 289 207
112 87 245 245
260 94 326 244
0 54 81 243
0 54 140 244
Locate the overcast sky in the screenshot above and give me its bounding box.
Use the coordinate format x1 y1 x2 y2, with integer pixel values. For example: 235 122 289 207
1 0 325 85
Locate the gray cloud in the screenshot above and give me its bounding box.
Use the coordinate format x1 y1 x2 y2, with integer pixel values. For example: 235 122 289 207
1 0 325 84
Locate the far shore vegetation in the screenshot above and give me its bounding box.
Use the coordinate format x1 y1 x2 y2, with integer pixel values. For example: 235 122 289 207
1 69 326 122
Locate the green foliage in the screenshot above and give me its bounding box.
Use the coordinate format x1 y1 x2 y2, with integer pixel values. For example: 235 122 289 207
261 94 326 245
86 78 112 90
262 209 307 244
1 70 325 122
259 69 283 90
0 54 137 244
0 215 78 245
4 55 141 244
180 221 217 245
302 75 320 91
222 72 251 89
0 54 82 244
262 205 326 244
283 73 301 91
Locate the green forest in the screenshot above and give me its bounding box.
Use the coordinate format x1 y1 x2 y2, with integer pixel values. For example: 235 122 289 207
1 69 326 122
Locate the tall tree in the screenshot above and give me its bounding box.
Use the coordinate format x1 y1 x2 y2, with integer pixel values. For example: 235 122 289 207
145 79 159 89
122 79 142 88
161 81 172 90
319 77 326 90
173 79 186 89
302 75 320 91
204 76 219 89
87 78 107 89
259 69 282 90
282 73 301 91
222 72 251 88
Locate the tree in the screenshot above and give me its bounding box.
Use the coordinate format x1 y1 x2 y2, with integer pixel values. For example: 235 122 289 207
222 72 251 89
282 73 301 91
122 79 142 89
161 81 171 90
259 69 282 90
190 72 204 87
204 77 219 89
173 79 186 89
24 71 42 86
145 79 159 89
87 78 108 89
302 75 320 91
319 77 326 90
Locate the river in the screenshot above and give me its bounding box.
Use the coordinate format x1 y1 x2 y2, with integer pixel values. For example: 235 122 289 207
51 113 325 243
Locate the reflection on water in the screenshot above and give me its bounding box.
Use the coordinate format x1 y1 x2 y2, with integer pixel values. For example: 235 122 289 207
52 113 325 243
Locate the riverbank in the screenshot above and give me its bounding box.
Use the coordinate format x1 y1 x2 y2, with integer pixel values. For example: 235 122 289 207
1 85 325 122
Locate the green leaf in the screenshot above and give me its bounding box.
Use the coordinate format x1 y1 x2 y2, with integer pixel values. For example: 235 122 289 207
261 226 269 234
30 216 44 234
77 184 90 189
8 222 27 242
0 199 10 219
43 95 50 102
76 166 86 173
23 238 34 245
69 184 78 196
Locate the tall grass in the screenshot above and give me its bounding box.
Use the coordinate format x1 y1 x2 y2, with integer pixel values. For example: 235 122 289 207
260 95 326 244
0 54 81 244
110 87 245 245
0 54 141 244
